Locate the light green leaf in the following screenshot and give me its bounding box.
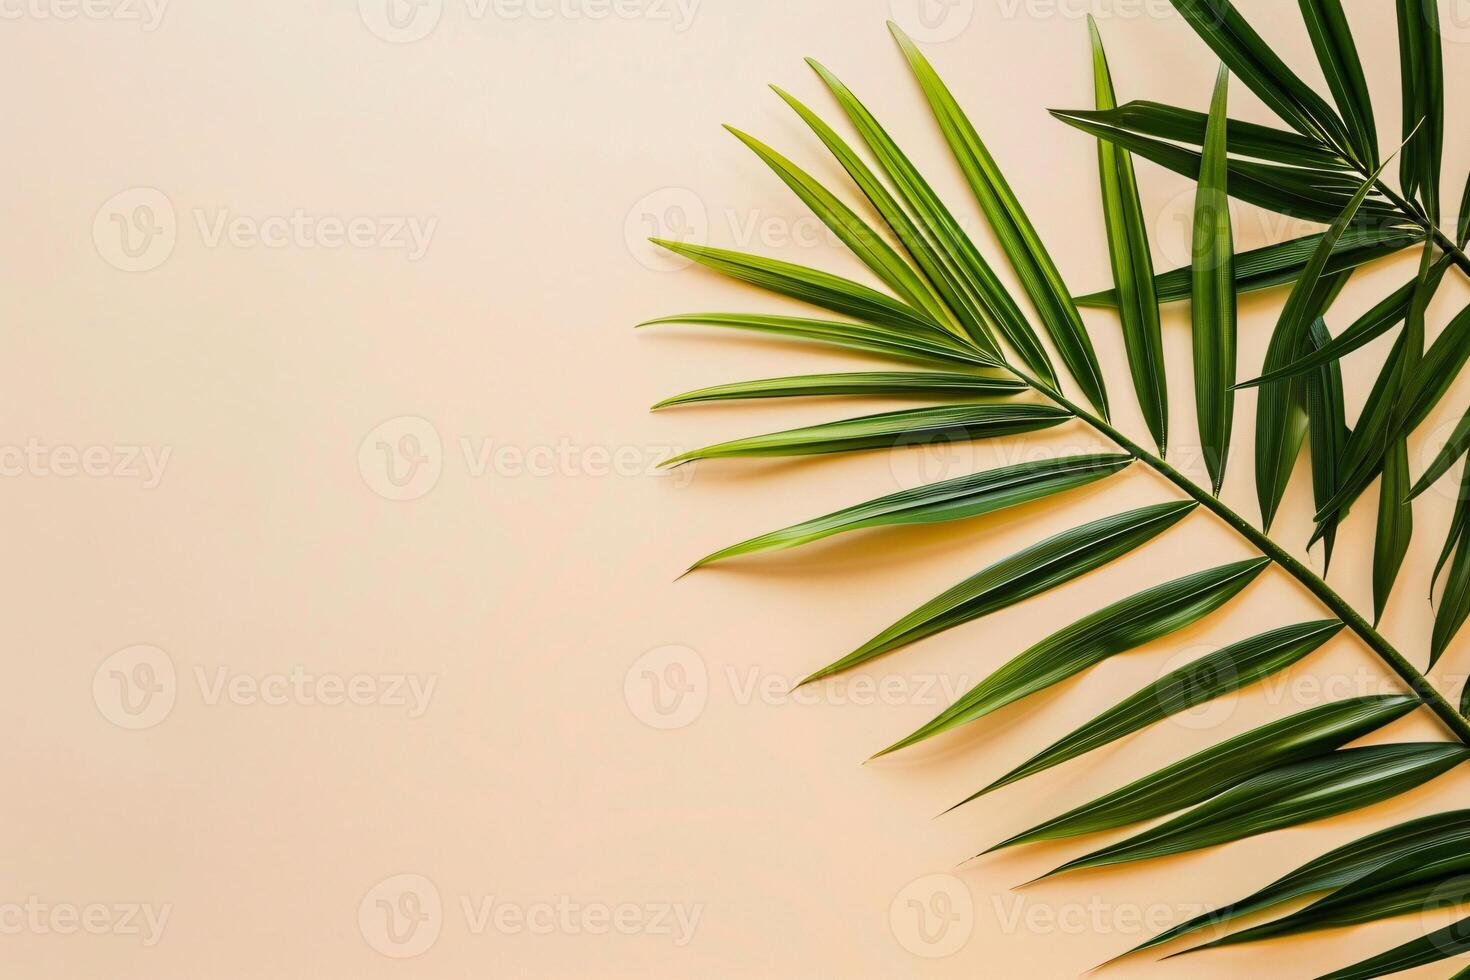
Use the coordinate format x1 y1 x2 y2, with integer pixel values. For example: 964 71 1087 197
661 402 1070 467
1124 809 1470 958
800 500 1196 685
1316 913 1470 979
1192 65 1237 495
685 454 1131 572
890 22 1111 416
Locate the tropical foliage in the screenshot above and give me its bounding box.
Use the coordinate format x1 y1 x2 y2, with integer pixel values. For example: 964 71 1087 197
643 1 1470 974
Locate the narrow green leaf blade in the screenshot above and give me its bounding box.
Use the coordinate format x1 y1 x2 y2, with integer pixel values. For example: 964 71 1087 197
1298 0 1378 166
1046 741 1470 877
988 695 1417 850
1090 18 1166 453
653 370 1023 409
662 402 1069 467
686 454 1131 571
880 558 1271 759
978 620 1342 796
1169 0 1351 147
1397 0 1445 222
1411 406 1470 501
1432 497 1470 667
1075 227 1420 308
801 500 1196 685
1305 318 1349 568
1316 914 1470 980
1372 437 1413 623
891 23 1111 416
1192 66 1237 495
650 239 949 339
637 313 998 367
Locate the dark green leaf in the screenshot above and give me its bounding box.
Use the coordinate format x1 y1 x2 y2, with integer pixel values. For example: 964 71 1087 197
650 239 949 338
1089 18 1166 453
1168 0 1351 148
802 65 1058 379
1412 407 1470 500
1305 319 1349 568
1397 0 1445 222
1433 486 1470 667
1373 437 1413 623
1193 66 1237 495
1316 913 1470 979
661 402 1070 467
1043 741 1470 878
1298 0 1378 167
987 695 1416 851
652 370 1023 409
637 313 998 367
890 23 1111 416
1256 163 1390 529
799 500 1196 685
685 454 1131 572
976 620 1342 797
878 558 1270 759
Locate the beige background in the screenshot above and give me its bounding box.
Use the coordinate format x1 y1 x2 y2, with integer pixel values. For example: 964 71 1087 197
5 0 1470 976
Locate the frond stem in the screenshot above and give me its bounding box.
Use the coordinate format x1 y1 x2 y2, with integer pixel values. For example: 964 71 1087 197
1008 367 1470 745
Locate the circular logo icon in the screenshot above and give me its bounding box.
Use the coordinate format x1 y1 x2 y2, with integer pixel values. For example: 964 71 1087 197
93 187 176 272
1156 644 1239 732
359 873 443 958
624 188 708 272
359 0 443 43
624 644 708 730
888 0 975 43
359 416 443 501
890 873 974 958
93 645 177 730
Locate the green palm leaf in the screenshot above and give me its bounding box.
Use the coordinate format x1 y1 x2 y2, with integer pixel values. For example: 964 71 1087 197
974 620 1342 797
1304 319 1349 568
1075 227 1421 308
661 403 1069 466
1409 404 1470 500
652 370 1022 409
890 23 1110 415
1397 0 1445 222
1043 741 1470 878
1125 809 1470 958
1372 438 1413 623
684 454 1130 572
1192 66 1237 495
1298 0 1378 167
1089 17 1166 454
1316 914 1470 979
876 558 1270 759
799 500 1196 685
638 312 997 367
1433 482 1470 668
988 696 1418 852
